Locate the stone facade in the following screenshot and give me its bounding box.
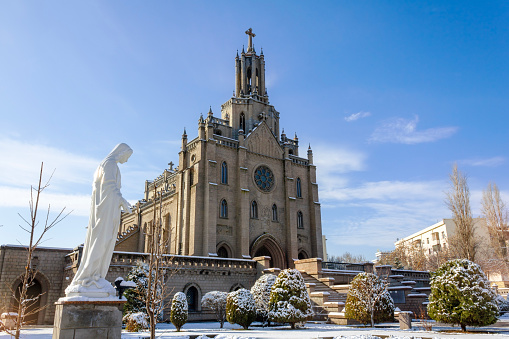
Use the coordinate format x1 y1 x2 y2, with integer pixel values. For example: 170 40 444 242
116 30 323 268
0 245 71 324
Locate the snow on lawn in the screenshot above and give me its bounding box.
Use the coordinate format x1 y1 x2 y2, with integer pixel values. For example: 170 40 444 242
3 321 509 338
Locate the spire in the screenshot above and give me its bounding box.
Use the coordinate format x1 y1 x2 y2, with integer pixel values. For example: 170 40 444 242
242 45 245 54
236 50 239 58
208 106 213 116
260 47 263 55
308 143 312 150
294 132 298 140
183 127 187 136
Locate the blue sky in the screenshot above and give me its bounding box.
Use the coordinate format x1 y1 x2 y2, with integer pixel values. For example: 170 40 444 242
1 1 508 259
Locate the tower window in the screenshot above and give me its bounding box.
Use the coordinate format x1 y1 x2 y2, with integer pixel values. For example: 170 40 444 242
296 178 302 198
220 199 228 218
221 162 228 184
272 204 278 221
251 201 258 219
189 168 194 186
240 113 246 132
297 211 304 229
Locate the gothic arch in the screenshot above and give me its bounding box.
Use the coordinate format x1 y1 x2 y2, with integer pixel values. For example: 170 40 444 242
298 249 309 260
250 234 286 269
216 241 232 258
11 271 50 324
229 283 245 292
183 283 202 312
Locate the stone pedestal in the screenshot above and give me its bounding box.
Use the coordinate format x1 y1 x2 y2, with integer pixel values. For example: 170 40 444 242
52 300 125 339
398 311 412 329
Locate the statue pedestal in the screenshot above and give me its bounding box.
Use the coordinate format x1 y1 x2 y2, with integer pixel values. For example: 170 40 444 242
52 300 125 339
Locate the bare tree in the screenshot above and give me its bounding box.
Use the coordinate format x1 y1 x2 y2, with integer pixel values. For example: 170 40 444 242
2 163 70 339
481 183 509 258
445 164 478 262
144 184 173 339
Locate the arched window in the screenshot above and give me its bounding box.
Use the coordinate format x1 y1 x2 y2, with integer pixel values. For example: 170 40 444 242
240 113 246 132
251 201 258 219
221 162 228 184
297 211 304 229
186 286 199 312
220 199 228 218
217 246 229 258
296 178 302 198
272 204 278 221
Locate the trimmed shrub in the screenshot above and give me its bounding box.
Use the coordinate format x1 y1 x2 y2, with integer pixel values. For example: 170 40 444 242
251 274 277 324
344 272 394 326
123 312 148 332
170 292 188 332
201 291 228 328
427 259 498 331
226 289 257 330
268 269 313 329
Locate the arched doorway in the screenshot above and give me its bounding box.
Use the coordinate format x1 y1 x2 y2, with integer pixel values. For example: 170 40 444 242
298 250 309 260
14 279 42 325
250 234 286 269
216 242 232 258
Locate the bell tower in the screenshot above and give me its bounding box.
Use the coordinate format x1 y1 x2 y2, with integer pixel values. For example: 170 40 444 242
222 29 280 140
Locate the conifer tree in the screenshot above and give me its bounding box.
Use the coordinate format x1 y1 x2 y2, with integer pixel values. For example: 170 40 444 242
251 274 277 324
344 272 394 327
428 259 499 331
170 292 188 332
268 269 313 329
226 289 257 330
123 261 149 317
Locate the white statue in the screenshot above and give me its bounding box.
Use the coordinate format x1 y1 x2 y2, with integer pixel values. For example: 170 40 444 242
65 143 133 299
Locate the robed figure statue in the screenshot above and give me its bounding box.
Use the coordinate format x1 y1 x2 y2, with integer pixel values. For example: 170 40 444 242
65 143 133 299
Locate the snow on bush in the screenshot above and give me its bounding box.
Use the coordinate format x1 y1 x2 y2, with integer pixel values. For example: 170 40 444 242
344 272 394 327
226 288 257 330
201 291 228 328
495 294 509 314
427 259 499 331
268 268 313 329
250 273 276 324
123 261 149 318
170 292 188 332
123 311 148 332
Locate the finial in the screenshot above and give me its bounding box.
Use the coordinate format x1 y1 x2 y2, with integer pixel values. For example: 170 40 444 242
261 47 263 55
294 132 298 140
242 45 245 54
308 143 312 150
199 114 204 123
236 50 239 58
183 127 187 136
208 106 213 116
282 128 285 134
245 28 256 52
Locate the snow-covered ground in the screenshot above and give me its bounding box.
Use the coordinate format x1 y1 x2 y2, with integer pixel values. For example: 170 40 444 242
3 320 509 339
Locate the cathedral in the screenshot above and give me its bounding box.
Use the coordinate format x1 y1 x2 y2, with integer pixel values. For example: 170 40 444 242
116 29 323 269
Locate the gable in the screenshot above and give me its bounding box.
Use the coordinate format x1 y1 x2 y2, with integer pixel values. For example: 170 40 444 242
245 122 284 158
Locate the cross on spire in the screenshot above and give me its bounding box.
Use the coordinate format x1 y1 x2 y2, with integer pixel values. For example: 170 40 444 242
245 28 256 52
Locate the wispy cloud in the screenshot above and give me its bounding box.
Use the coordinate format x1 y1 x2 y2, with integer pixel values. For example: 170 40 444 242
458 156 505 167
313 145 366 176
345 111 371 122
369 115 458 144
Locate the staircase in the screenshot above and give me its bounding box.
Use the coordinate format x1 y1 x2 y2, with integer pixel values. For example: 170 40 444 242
299 271 348 321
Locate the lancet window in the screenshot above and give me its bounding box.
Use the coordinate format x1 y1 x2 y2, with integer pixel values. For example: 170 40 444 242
220 199 228 218
251 200 258 219
296 178 302 198
297 211 304 229
221 162 228 184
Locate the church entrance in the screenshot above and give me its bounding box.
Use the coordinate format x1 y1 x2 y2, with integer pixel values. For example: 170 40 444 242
250 234 286 269
14 279 42 325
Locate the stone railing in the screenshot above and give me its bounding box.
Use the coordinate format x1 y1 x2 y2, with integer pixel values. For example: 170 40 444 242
322 262 365 272
289 155 309 166
214 135 239 149
186 137 200 151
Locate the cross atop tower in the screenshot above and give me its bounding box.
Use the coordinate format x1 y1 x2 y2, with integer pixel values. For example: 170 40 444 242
245 28 256 52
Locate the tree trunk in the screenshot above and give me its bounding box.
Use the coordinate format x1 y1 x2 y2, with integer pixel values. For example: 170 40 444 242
290 322 295 329
461 323 466 332
371 309 375 327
